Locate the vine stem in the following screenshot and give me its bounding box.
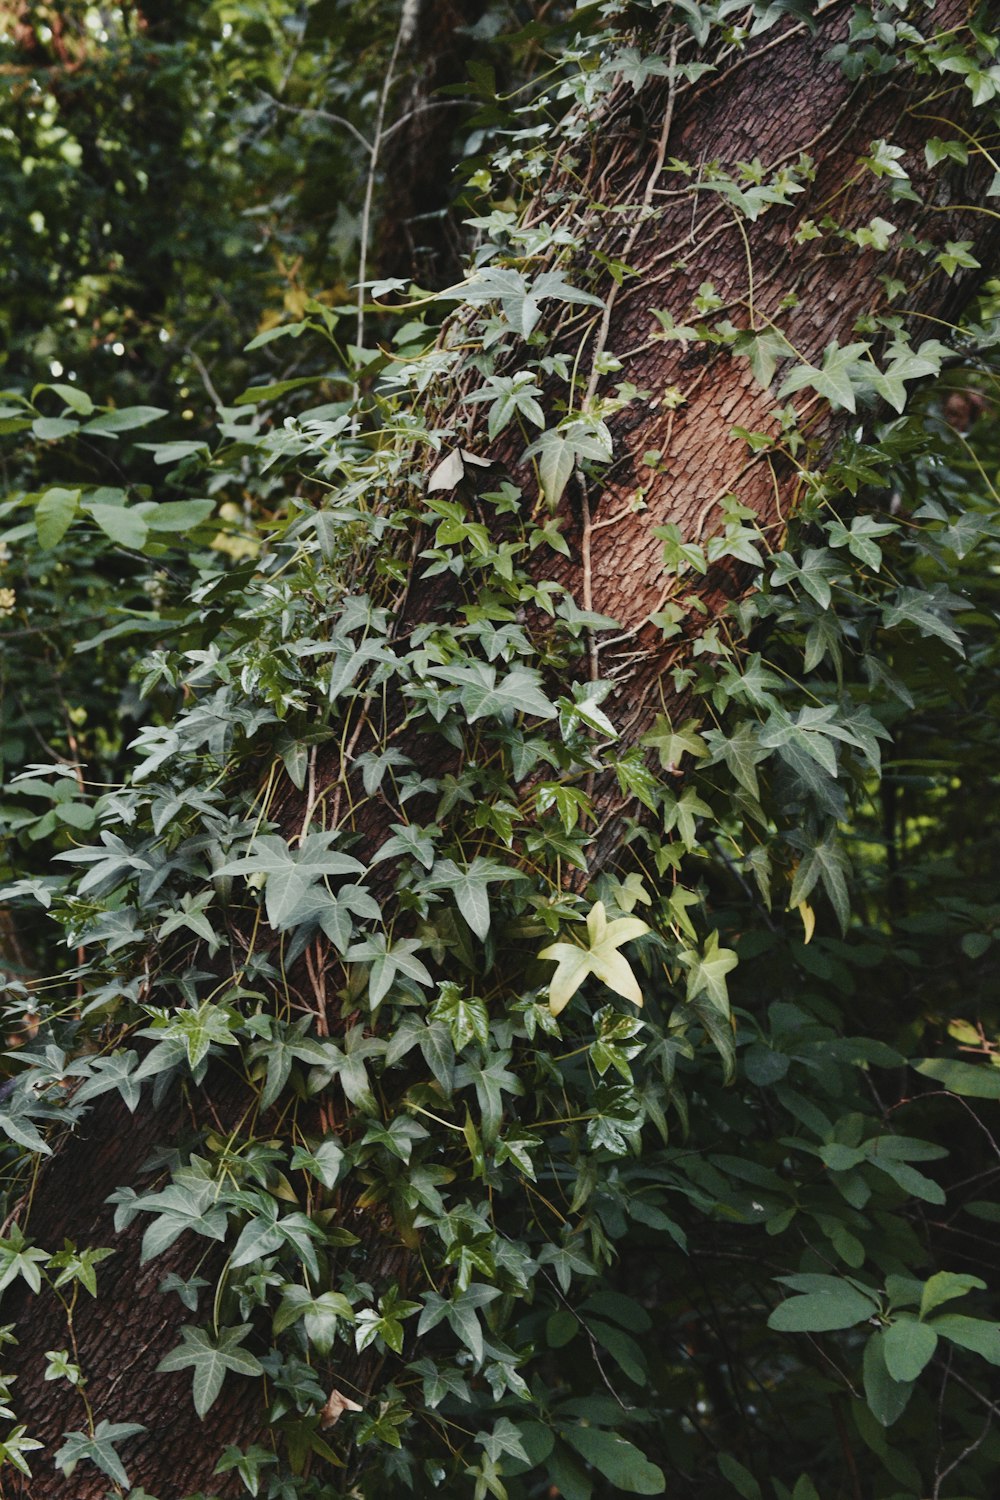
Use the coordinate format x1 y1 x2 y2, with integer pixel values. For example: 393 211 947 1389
351 3 411 420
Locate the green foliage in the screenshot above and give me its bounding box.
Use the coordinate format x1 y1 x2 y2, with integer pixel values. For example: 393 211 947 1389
2 3 1000 1500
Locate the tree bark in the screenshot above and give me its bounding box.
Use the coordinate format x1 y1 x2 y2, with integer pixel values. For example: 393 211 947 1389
376 0 491 287
6 4 999 1495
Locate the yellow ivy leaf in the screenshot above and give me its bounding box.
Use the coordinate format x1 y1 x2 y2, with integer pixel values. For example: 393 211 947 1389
797 900 816 944
539 901 650 1016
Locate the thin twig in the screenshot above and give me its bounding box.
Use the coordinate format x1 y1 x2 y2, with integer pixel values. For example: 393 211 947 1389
382 97 476 144
185 345 225 414
258 92 373 159
352 8 410 413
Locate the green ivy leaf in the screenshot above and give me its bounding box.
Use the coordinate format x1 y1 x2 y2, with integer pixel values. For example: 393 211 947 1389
679 931 738 1014
54 1420 146 1489
215 833 365 931
156 1324 263 1417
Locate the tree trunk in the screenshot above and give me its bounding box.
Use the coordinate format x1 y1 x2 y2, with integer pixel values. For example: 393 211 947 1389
6 3 998 1495
376 0 491 287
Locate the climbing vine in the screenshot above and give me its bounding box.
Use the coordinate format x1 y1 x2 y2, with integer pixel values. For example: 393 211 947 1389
2 2 1000 1497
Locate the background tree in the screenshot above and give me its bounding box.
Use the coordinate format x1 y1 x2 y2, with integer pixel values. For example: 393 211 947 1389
2 2 1000 1498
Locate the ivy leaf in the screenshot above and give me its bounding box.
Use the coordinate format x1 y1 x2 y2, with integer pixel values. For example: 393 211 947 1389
779 341 873 413
454 265 602 337
881 586 964 654
522 417 614 506
156 1324 263 1417
135 1176 230 1263
641 715 708 770
477 1416 530 1465
704 723 770 800
679 931 739 1014
539 901 650 1016
344 934 433 1007
54 1420 147 1489
425 856 527 940
869 340 944 413
613 748 661 811
466 371 545 440
0 1226 51 1293
454 1053 523 1141
428 660 557 723
72 1052 142 1112
788 827 852 932
0 1425 44 1478
734 326 793 388
430 982 490 1051
214 833 364 930
532 429 575 507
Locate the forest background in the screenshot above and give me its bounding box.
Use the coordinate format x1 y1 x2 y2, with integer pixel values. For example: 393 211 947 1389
2 2 1000 1498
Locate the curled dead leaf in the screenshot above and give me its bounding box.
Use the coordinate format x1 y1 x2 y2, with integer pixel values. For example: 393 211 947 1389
320 1387 364 1428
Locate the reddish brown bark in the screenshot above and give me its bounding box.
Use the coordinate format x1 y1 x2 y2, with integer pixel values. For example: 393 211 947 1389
6 5 999 1495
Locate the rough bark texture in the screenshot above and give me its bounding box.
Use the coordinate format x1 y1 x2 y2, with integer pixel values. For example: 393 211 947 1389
6 4 1000 1495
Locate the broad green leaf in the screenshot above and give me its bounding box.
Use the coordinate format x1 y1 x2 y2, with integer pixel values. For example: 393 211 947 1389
863 1330 914 1427
45 382 94 414
717 1453 762 1499
81 404 168 436
911 1057 1000 1098
920 1270 987 1319
32 415 78 440
234 375 324 406
35 487 80 547
84 503 149 551
768 1279 878 1332
561 1427 665 1495
135 499 216 532
882 1316 937 1381
929 1313 1000 1364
